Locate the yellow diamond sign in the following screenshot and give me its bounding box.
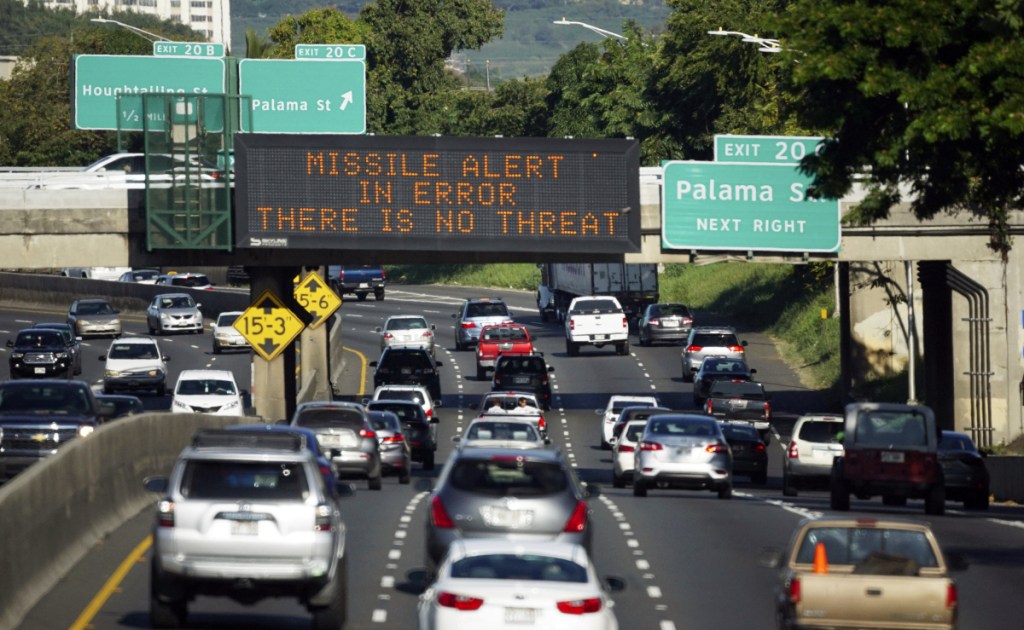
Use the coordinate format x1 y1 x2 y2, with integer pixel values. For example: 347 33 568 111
294 273 342 330
234 289 305 361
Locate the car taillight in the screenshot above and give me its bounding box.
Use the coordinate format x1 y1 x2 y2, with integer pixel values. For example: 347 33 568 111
431 496 455 528
382 434 405 443
618 444 635 453
754 443 766 454
620 316 627 329
639 441 663 451
706 443 729 453
946 583 958 609
320 464 332 478
788 440 799 459
315 503 333 532
764 401 772 419
359 429 377 439
381 269 387 281
557 598 602 615
538 416 546 431
705 400 713 414
461 322 476 329
682 317 693 325
426 408 433 419
727 345 745 352
339 269 345 282
563 500 588 533
648 318 660 327
686 345 703 353
438 592 484 611
383 332 394 340
421 331 433 339
787 577 801 604
569 320 575 331
157 499 174 528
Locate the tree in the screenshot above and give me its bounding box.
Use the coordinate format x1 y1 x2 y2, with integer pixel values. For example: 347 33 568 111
776 0 1024 256
243 28 274 59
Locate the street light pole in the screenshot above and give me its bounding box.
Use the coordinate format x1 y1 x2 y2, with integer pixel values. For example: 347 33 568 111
90 18 170 43
707 27 781 53
553 18 627 42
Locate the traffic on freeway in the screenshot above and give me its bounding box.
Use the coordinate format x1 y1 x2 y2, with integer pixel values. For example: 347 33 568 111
2 281 1023 630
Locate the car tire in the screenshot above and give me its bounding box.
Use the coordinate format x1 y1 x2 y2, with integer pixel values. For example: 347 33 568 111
375 289 385 301
476 365 487 380
311 556 348 630
752 470 768 485
882 494 907 506
924 483 945 516
212 342 221 355
103 384 113 395
718 483 733 499
639 329 649 346
455 336 464 351
633 479 647 497
829 463 850 511
612 471 626 489
368 474 382 491
150 565 187 629
566 340 578 357
357 292 368 301
965 491 989 510
617 340 630 356
399 469 411 485
782 470 798 497
681 367 693 383
156 383 167 397
423 451 436 470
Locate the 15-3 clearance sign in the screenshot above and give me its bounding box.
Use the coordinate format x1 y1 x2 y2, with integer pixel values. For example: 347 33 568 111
234 135 641 254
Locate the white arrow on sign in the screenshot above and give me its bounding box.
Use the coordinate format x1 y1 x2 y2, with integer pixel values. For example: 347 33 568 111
339 91 353 111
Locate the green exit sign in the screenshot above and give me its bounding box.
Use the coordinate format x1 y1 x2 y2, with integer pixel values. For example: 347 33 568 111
295 44 366 60
662 161 841 253
714 134 824 165
153 41 225 57
238 58 366 133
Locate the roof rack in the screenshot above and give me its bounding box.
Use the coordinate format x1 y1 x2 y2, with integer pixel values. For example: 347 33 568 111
191 429 303 452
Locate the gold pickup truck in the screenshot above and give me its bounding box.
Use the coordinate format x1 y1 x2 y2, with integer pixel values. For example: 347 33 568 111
764 518 964 630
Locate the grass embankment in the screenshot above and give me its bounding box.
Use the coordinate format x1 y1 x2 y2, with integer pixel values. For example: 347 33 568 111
387 262 841 399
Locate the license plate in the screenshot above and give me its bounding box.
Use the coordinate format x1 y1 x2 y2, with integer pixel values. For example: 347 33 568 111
231 521 258 536
663 320 679 328
514 376 531 385
880 451 905 464
401 367 412 375
504 608 535 624
729 398 748 409
318 434 344 448
34 367 46 374
480 505 534 528
359 282 369 288
595 334 609 340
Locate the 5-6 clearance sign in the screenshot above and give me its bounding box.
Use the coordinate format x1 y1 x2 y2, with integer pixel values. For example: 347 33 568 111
661 161 840 253
235 135 641 254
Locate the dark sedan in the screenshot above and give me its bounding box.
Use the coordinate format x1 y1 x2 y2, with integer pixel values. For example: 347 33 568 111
637 302 695 346
692 357 755 405
720 421 768 484
371 347 443 401
938 430 990 510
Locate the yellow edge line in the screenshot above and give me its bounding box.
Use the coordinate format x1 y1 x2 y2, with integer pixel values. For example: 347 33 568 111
342 346 368 398
69 535 152 630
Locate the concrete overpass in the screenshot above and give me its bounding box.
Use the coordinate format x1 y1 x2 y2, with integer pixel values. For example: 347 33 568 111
2 171 1022 448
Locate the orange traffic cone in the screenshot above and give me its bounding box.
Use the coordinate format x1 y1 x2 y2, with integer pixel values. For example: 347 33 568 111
813 542 829 574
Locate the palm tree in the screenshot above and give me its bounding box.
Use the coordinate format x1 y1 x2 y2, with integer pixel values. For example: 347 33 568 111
244 28 273 58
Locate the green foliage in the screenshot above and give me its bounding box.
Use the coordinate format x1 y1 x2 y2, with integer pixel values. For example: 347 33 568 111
777 0 1024 258
386 264 539 290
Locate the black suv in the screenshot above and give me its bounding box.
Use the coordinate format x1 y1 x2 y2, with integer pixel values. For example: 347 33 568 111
371 347 443 401
7 328 75 379
366 399 439 470
491 353 554 410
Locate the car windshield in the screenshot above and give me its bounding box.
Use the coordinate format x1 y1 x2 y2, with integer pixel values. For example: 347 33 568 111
77 301 115 316
799 420 844 443
160 296 195 309
796 527 938 569
647 419 718 437
450 554 587 583
108 343 159 360
15 331 64 347
466 302 509 318
0 384 91 414
853 410 930 447
294 408 365 430
180 461 309 500
217 313 240 326
177 379 236 396
449 458 567 496
692 333 738 347
387 318 427 331
482 327 528 342
466 421 539 442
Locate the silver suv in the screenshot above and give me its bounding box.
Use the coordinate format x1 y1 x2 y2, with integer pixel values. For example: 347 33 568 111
782 414 844 497
292 400 383 491
452 298 513 350
143 429 347 629
680 326 747 381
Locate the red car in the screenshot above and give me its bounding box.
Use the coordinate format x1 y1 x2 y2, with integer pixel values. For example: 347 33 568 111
475 324 533 379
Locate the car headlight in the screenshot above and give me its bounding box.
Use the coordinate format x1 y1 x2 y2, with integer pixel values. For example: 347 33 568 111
78 425 95 438
222 399 240 410
11 352 24 359
104 369 121 378
78 319 92 327
160 313 171 321
56 351 69 359
147 369 164 377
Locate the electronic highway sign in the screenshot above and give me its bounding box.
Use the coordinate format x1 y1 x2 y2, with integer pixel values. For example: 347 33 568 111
234 135 641 254
661 161 841 253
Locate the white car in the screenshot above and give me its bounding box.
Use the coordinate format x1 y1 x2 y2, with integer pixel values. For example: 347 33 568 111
454 417 548 450
99 336 169 396
368 384 440 422
595 395 660 449
419 539 619 630
610 419 648 488
377 314 436 356
171 369 244 416
210 311 249 354
782 413 845 497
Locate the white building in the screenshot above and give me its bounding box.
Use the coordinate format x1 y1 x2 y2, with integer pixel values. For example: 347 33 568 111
31 0 231 47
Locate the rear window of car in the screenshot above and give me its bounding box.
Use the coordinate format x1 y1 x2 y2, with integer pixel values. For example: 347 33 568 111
181 460 309 500
451 554 587 582
853 409 930 447
381 351 434 370
692 333 738 347
702 359 747 373
466 302 509 318
938 434 976 452
0 383 92 414
721 424 761 441
709 381 764 397
368 402 425 423
798 420 844 443
647 418 719 437
77 301 115 315
466 422 539 442
449 458 568 496
375 389 426 405
651 304 691 318
294 408 365 430
571 299 619 313
386 318 428 331
482 326 528 342
496 356 546 374
796 527 938 568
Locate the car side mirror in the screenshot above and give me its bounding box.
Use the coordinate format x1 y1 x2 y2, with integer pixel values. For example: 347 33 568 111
608 436 617 446
741 340 748 346
5 340 12 348
434 400 443 408
431 417 439 424
435 360 443 367
544 438 551 445
750 368 757 374
547 366 555 372
163 356 170 362
240 389 249 397
451 313 457 318
196 304 202 310
374 327 382 333
603 576 626 592
691 366 698 373
143 476 168 493
584 483 600 498
430 324 436 330
369 361 378 367
98 355 106 361
451 435 461 443
414 478 434 493
757 547 783 569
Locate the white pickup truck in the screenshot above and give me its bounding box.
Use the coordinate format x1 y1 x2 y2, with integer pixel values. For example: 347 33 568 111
564 296 630 356
766 518 963 630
